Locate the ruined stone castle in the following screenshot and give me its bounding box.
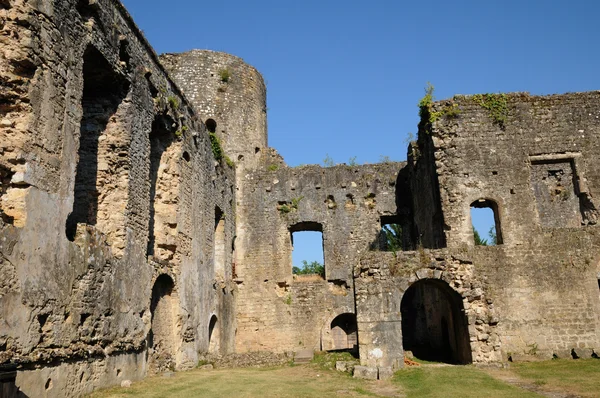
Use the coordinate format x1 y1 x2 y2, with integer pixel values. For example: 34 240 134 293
1 0 600 396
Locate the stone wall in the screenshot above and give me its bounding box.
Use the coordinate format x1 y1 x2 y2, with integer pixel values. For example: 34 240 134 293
409 92 600 360
426 92 600 249
0 1 236 395
352 92 600 371
234 154 405 353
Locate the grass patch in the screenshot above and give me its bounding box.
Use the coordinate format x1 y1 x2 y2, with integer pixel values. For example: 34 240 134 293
88 366 387 398
87 359 600 398
512 358 600 397
392 365 539 398
219 69 230 83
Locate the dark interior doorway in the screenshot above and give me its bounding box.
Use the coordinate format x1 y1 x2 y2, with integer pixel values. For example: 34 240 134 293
401 279 472 364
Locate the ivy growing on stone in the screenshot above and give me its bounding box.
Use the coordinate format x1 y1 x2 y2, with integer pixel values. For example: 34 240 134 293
472 93 508 129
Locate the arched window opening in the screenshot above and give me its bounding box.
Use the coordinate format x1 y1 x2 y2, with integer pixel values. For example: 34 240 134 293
401 279 472 364
66 45 130 252
329 313 358 357
205 119 217 133
147 115 177 260
289 222 325 280
149 274 176 372
208 315 219 354
470 199 502 246
214 207 225 278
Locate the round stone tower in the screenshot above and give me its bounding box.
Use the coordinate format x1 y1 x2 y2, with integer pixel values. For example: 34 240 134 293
160 50 267 170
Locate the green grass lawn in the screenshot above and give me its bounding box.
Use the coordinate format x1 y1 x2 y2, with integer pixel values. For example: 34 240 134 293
511 358 600 398
89 365 388 398
392 365 540 398
89 358 600 398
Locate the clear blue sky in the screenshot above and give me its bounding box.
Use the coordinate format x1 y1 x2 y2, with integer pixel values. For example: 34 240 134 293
122 0 599 258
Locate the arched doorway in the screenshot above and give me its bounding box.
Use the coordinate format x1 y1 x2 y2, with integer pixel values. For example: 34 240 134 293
330 313 358 356
149 274 177 372
401 279 472 364
208 315 219 354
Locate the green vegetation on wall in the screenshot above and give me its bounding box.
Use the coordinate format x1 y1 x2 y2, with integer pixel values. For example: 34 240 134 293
418 83 461 135
219 68 231 83
472 93 508 128
277 196 303 214
209 131 234 168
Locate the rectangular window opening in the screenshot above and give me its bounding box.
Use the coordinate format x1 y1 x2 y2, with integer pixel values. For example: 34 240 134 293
290 222 324 280
378 215 409 252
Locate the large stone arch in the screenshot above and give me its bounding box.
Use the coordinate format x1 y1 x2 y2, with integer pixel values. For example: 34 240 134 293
401 278 472 364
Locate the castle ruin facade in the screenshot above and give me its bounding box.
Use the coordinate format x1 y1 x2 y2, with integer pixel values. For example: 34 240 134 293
1 1 600 396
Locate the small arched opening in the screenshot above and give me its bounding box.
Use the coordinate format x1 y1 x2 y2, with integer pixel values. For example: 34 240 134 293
205 119 217 133
401 279 472 364
149 274 177 371
208 315 219 354
329 313 358 357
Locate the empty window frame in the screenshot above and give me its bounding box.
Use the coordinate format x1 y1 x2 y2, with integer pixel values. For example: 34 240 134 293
290 222 325 279
470 199 502 245
378 215 407 252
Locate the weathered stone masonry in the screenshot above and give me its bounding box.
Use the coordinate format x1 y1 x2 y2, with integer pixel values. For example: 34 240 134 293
2 0 600 395
0 1 235 396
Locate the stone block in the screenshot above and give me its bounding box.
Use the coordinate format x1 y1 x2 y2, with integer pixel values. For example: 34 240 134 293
335 361 356 373
294 349 314 364
553 349 573 359
353 366 378 380
378 366 394 380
